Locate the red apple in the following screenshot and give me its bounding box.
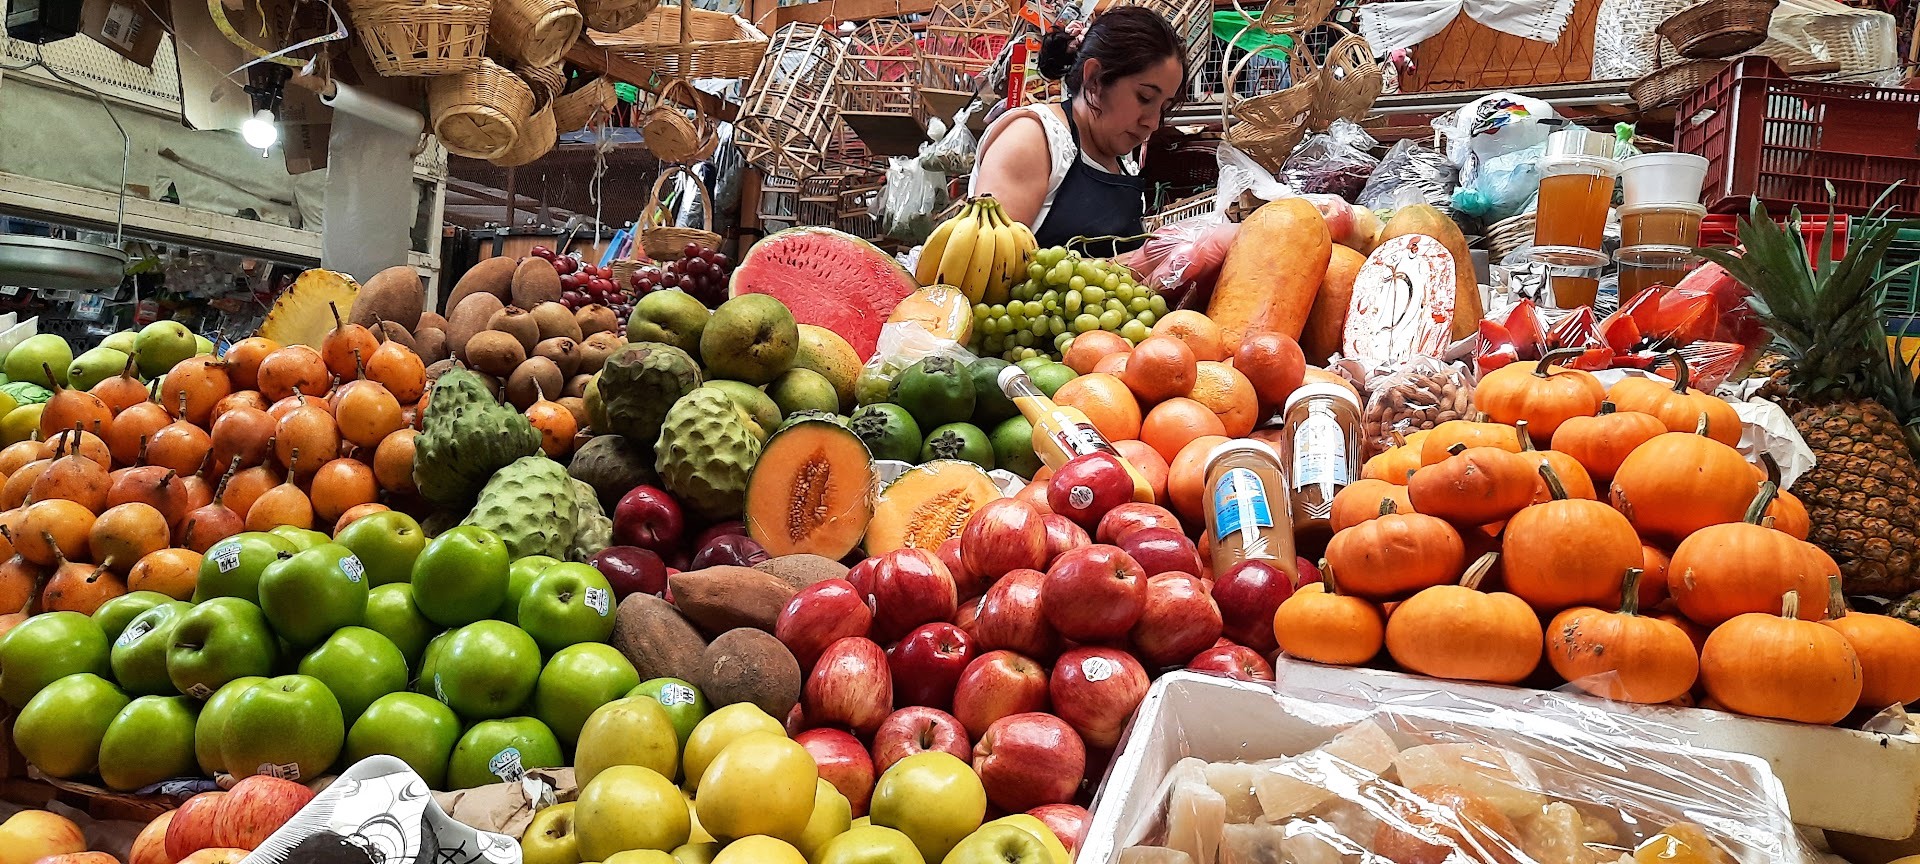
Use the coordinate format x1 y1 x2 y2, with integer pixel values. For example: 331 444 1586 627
213 774 314 850
165 791 229 860
804 636 894 736
1130 572 1223 668
796 728 878 817
868 548 959 643
847 557 879 596
936 538 985 603
612 486 685 553
1042 515 1091 565
1094 503 1182 545
961 499 1050 582
1049 646 1150 750
952 650 1050 740
33 855 120 864
953 595 983 640
776 578 874 672
130 811 173 864
176 851 249 864
1029 804 1091 860
1188 642 1275 681
1116 527 1206 581
974 712 1087 812
889 622 976 711
1047 452 1135 528
785 702 809 737
691 534 767 569
871 706 971 774
1212 559 1297 653
694 520 747 548
1295 556 1321 586
1042 545 1147 642
590 545 669 600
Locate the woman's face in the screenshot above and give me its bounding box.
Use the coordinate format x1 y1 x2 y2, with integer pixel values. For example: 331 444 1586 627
1084 55 1184 157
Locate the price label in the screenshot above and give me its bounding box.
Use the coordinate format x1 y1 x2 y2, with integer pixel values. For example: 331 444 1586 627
584 587 610 617
490 747 526 783
658 683 697 707
339 554 364 583
1080 655 1115 682
212 540 242 573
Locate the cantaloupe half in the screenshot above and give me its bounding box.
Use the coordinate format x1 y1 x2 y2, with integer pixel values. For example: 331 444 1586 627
745 414 875 559
865 460 1003 555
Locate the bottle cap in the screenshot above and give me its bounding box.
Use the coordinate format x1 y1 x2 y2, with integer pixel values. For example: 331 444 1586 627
997 364 1028 392
1283 382 1361 414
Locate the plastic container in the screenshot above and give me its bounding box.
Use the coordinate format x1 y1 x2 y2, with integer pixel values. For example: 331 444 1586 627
1616 247 1700 307
1201 440 1295 580
1676 56 1920 218
1620 151 1709 207
1700 213 1849 257
1504 248 1607 309
1280 383 1362 546
1620 202 1706 248
999 366 1155 502
1532 156 1619 265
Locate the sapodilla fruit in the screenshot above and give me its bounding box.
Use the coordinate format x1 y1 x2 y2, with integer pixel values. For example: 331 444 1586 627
106 401 171 468
222 464 280 525
276 402 340 477
31 449 110 514
322 302 379 382
211 407 276 470
0 441 48 475
246 468 313 532
147 394 214 476
256 345 330 403
223 337 281 392
90 356 149 415
16 498 95 565
89 502 170 573
309 459 377 524
160 355 234 427
46 427 110 469
40 547 124 615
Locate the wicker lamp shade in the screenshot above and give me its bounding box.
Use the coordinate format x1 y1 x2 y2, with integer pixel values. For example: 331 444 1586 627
429 58 535 159
735 22 846 179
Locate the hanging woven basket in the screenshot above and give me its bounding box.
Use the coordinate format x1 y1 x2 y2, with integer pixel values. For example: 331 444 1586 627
349 0 492 77
552 75 616 132
490 104 558 167
429 58 535 159
642 78 716 163
641 166 722 260
490 0 584 67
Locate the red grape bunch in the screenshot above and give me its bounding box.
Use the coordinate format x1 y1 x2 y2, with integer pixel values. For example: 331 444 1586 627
630 243 731 308
534 246 634 320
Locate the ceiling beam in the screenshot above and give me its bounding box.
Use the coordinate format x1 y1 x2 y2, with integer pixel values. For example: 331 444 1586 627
566 42 739 121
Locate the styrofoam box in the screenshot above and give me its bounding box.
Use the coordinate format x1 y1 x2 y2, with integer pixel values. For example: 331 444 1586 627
1081 669 1822 863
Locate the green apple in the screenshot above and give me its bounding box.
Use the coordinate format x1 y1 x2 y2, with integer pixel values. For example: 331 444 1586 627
270 525 331 551
0 611 109 707
133 321 194 377
673 843 722 864
16 673 128 778
6 334 72 387
167 597 278 699
500 555 562 624
412 526 510 628
299 626 409 725
194 675 265 776
869 752 985 864
940 823 1051 864
521 802 581 864
573 696 679 787
434 620 541 720
108 600 191 696
983 815 1070 864
258 542 369 648
519 563 617 653
797 777 852 861
682 703 784 794
416 631 451 695
575 765 689 859
532 643 639 748
98 695 198 791
101 329 137 354
447 716 564 790
694 733 818 844
347 692 461 790
364 583 437 671
815 825 926 864
334 511 427 587
220 673 344 782
194 532 297 604
628 678 710 750
92 590 173 642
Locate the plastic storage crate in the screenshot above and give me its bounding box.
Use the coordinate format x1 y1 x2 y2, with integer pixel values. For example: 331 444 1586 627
1700 213 1849 259
1875 227 1920 335
1676 57 1920 218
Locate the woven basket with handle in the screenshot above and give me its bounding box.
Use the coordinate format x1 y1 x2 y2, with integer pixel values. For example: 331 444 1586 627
429 58 534 159
552 75 615 132
642 166 722 260
491 0 583 67
585 2 768 81
1658 0 1780 58
642 78 715 163
349 0 492 77
1314 24 1382 125
516 60 566 110
1223 39 1321 171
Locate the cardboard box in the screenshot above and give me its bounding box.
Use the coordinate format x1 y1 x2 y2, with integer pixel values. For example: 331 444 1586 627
79 0 165 66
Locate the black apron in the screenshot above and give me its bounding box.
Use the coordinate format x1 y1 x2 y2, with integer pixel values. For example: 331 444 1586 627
1032 100 1147 258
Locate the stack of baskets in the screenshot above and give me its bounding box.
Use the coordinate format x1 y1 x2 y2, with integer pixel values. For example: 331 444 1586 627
416 0 591 164
1222 6 1383 172
1631 0 1780 107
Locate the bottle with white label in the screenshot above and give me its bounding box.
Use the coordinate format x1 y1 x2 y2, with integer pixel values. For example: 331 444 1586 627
1282 382 1365 547
1201 440 1296 579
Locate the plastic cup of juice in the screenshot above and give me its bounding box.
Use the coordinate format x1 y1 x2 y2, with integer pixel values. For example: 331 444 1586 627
1620 203 1706 250
1616 246 1700 308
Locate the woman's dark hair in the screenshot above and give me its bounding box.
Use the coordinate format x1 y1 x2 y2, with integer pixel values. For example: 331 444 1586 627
1036 7 1186 102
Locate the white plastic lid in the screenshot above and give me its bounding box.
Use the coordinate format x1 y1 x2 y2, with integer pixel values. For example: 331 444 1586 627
1538 154 1622 177
1202 438 1282 475
1283 382 1362 414
997 364 1025 391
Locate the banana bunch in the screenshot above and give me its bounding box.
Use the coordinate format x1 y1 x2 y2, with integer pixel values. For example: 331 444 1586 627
916 195 1038 306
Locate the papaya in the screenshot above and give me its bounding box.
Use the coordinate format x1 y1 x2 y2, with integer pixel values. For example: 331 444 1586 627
744 414 874 559
1207 198 1331 347
887 285 974 343
866 460 1002 554
1377 205 1482 340
1302 245 1367 365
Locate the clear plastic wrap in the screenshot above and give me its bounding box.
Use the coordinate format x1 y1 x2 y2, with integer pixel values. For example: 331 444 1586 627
1346 357 1476 457
1117 213 1240 313
1357 140 1460 217
1089 671 1823 864
1281 120 1379 200
881 154 944 244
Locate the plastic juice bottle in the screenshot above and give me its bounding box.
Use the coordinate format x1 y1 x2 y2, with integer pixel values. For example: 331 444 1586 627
999 366 1155 503
1202 440 1297 579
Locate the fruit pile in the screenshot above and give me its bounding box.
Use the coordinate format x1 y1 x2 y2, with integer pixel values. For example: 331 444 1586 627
846 353 1057 477
533 246 632 322
631 242 734 309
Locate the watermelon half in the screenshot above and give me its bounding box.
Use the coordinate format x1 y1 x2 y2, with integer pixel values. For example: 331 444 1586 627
730 226 917 361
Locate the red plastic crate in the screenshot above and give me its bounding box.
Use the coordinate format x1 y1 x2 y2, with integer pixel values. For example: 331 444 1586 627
1676 57 1920 218
1699 214 1849 259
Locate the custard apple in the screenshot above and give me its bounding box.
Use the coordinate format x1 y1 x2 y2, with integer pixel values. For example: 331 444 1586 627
462 456 578 560
655 387 762 521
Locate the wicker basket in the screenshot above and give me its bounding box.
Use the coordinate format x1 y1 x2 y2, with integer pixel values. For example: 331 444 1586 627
551 75 615 132
610 258 647 284
1486 213 1537 260
586 2 769 81
490 0 583 67
516 61 566 109
350 0 492 77
641 166 721 260
429 58 535 159
735 23 845 180
1630 56 1731 108
1116 0 1214 89
1315 24 1381 125
491 104 557 167
1239 0 1334 32
580 0 654 33
643 78 716 163
1223 39 1321 171
1658 0 1780 58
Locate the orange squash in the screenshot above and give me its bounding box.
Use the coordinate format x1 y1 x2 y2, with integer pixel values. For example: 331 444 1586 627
1700 590 1863 725
1386 553 1543 685
1547 567 1700 704
1419 419 1521 465
1503 463 1642 612
1323 500 1465 602
1668 482 1837 627
1474 349 1605 442
1550 402 1665 483
1362 430 1430 485
1514 421 1595 503
1273 564 1385 666
1609 414 1760 542
1633 544 1672 610
1407 444 1537 525
1822 575 1920 711
1329 478 1414 533
1759 455 1812 540
1606 353 1741 446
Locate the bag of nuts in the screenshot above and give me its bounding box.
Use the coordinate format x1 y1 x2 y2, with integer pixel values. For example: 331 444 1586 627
1353 357 1475 457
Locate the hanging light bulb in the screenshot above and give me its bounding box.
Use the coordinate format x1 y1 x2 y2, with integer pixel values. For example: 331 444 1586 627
241 109 279 151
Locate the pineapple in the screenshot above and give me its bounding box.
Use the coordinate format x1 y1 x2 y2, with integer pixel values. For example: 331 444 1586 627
1702 200 1920 598
259 269 359 347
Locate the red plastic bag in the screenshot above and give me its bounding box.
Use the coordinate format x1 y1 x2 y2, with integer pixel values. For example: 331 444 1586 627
1119 214 1239 311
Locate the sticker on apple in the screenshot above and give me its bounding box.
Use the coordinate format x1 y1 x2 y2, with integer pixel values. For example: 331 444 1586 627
490 747 525 783
185 683 213 699
659 683 697 707
115 618 154 649
340 554 365 583
1080 655 1115 682
212 540 242 573
259 762 302 781
584 587 610 617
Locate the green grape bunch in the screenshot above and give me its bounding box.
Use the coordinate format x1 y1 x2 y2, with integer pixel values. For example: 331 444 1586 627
967 246 1170 362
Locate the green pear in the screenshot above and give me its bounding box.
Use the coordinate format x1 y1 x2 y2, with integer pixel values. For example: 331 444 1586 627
67 347 131 392
133 321 195 377
4 334 71 387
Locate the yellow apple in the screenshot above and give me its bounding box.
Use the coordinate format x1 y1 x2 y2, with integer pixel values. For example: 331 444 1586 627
712 836 806 864
816 825 926 864
939 824 1051 864
983 815 1069 864
0 809 86 864
685 795 714 844
672 842 721 864
575 765 691 860
850 817 871 830
795 778 852 861
682 704 783 793
695 732 817 844
604 852 676 864
522 803 582 864
576 697 681 786
869 752 985 864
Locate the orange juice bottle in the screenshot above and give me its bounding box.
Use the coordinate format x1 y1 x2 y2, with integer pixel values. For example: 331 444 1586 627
999 366 1155 503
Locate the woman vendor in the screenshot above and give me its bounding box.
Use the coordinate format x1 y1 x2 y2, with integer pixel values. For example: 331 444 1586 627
970 7 1188 256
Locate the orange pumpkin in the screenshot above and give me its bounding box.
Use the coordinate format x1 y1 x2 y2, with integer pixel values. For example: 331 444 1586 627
1386 553 1543 685
1668 482 1837 627
1503 463 1642 612
1822 575 1920 711
1609 414 1760 542
1605 353 1741 446
1700 590 1863 725
1474 348 1605 442
1656 611 1711 655
1550 401 1666 483
1514 420 1595 503
1419 419 1521 465
1273 564 1385 666
1407 444 1537 525
1362 430 1430 485
1323 500 1465 602
1329 478 1414 533
1758 456 1812 540
1546 567 1700 704
1633 544 1672 610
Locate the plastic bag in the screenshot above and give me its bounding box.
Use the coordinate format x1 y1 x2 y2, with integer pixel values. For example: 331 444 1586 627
920 107 978 175
1452 142 1545 224
1116 213 1239 312
1356 139 1459 217
1342 356 1476 456
1214 143 1293 210
1430 92 1559 180
881 154 944 244
855 320 978 407
1281 120 1379 199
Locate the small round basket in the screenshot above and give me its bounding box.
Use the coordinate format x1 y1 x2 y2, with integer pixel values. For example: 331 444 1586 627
490 104 557 167
429 58 534 159
642 79 715 163
350 0 493 77
1630 56 1732 108
641 166 721 260
609 258 647 284
490 0 584 67
580 0 656 32
516 61 566 110
1657 0 1780 58
551 75 616 132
